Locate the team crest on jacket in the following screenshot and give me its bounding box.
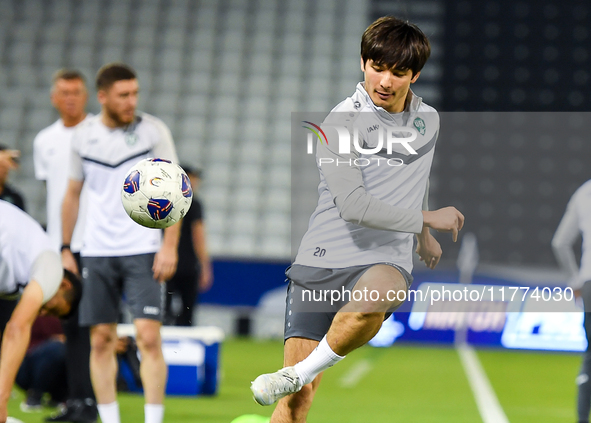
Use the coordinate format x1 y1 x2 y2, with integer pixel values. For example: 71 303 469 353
413 117 426 135
125 132 138 146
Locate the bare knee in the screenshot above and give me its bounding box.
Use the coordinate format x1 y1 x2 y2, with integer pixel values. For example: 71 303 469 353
91 326 117 355
337 311 385 328
135 325 162 356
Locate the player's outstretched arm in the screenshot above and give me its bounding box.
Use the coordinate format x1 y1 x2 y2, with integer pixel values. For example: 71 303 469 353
0 282 44 422
422 207 465 242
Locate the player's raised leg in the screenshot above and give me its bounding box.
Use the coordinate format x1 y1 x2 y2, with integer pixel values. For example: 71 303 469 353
90 323 121 423
326 264 407 355
253 264 407 416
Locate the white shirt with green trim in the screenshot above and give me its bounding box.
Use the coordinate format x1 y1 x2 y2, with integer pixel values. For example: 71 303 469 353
69 112 178 257
0 201 62 303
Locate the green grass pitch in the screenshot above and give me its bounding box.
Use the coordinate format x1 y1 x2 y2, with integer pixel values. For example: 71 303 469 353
7 339 581 422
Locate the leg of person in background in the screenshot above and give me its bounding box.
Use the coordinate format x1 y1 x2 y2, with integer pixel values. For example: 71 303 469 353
14 355 32 395
91 323 121 423
135 319 167 423
16 341 67 412
46 253 98 423
176 268 198 327
29 341 68 405
15 353 42 412
577 280 591 423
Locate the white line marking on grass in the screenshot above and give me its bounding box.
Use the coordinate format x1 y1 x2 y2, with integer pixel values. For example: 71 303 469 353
457 344 510 423
339 359 372 388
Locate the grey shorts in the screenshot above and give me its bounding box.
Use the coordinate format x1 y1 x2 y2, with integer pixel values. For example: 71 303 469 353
79 254 164 326
284 263 413 342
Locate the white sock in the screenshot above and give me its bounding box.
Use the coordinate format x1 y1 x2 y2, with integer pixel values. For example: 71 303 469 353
145 403 165 423
97 402 120 423
293 336 344 385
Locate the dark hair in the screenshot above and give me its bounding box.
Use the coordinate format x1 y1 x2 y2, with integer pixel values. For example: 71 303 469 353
95 63 137 91
52 68 86 85
361 16 431 76
61 268 83 320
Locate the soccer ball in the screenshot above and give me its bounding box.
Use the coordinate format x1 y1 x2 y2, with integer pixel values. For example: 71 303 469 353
7 417 26 423
121 158 192 229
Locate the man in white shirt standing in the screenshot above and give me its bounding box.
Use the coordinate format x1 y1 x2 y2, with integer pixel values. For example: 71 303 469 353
61 63 180 423
33 68 97 423
552 180 591 423
34 69 90 253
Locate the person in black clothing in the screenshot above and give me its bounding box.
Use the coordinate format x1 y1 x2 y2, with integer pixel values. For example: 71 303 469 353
16 316 68 412
0 145 25 211
165 166 213 326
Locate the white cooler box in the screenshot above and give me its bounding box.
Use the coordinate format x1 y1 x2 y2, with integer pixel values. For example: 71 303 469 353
117 325 224 395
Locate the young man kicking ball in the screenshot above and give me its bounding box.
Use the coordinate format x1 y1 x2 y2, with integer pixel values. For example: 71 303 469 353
251 16 464 422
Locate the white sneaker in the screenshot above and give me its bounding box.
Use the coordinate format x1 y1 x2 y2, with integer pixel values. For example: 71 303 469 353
251 366 303 406
19 400 43 413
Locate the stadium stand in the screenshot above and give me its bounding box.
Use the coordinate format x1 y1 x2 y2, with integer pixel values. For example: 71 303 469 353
0 0 370 260
437 0 591 265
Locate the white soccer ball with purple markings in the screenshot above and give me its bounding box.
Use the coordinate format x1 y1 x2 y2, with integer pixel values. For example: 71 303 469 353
121 158 192 229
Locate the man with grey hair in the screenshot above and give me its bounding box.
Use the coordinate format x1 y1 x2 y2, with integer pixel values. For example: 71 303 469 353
33 69 97 423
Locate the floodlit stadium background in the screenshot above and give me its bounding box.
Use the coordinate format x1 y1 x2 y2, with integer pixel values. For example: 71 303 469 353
1 0 590 422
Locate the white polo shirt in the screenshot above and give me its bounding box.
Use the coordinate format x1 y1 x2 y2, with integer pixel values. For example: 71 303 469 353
0 201 63 303
69 112 178 257
34 116 92 252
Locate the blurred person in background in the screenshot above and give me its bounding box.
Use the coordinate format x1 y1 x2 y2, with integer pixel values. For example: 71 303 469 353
16 316 67 413
61 63 180 423
165 166 213 326
33 69 97 423
0 200 83 423
0 147 26 363
0 145 25 211
552 179 591 423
